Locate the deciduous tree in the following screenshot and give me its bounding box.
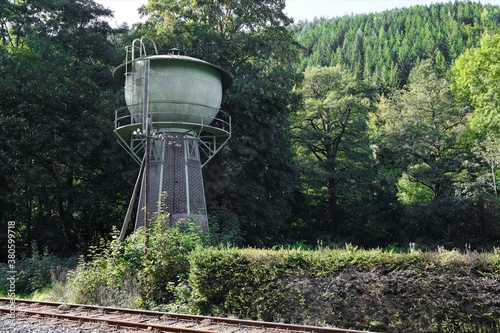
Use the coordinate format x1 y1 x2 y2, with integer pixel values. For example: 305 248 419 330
139 0 301 245
292 65 375 234
452 33 500 199
370 60 469 201
0 0 130 256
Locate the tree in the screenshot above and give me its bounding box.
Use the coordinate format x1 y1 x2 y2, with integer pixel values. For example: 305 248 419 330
139 0 301 246
452 33 500 199
453 33 500 137
0 0 131 256
370 60 469 201
469 135 500 197
139 0 294 66
292 65 375 234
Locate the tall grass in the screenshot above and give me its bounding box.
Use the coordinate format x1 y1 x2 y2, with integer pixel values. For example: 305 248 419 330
0 243 77 298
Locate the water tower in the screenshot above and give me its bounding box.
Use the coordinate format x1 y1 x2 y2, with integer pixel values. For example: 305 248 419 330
113 37 232 236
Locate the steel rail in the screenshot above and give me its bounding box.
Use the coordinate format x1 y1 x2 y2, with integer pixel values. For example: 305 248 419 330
0 298 376 333
0 307 218 333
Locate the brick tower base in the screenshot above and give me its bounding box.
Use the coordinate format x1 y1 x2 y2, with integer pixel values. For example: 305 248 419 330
135 132 208 229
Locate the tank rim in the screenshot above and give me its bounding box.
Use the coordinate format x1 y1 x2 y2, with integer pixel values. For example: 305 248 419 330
113 55 233 90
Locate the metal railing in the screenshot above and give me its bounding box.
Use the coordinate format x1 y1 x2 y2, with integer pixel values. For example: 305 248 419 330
114 103 231 135
113 103 231 166
125 36 158 63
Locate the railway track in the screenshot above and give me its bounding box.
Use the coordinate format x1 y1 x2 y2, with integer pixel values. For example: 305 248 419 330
0 298 375 333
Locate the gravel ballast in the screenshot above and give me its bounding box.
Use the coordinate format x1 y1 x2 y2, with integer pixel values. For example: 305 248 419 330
0 319 113 333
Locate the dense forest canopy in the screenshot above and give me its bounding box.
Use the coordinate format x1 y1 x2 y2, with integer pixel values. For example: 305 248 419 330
0 0 133 256
291 0 500 246
292 1 500 90
1 0 499 260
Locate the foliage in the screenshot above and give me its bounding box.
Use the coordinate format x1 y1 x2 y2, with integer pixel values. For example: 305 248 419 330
183 245 500 332
1 0 500 259
396 172 434 205
452 32 500 136
366 59 500 245
4 233 499 333
452 32 500 198
0 243 77 296
139 0 302 246
288 2 500 248
206 203 244 246
292 1 500 90
398 196 500 245
139 0 293 59
64 213 202 308
292 65 376 234
0 0 133 257
370 60 469 200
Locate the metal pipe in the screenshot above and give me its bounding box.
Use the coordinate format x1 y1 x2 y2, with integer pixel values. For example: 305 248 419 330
158 139 165 213
184 137 191 215
143 59 151 251
119 154 145 242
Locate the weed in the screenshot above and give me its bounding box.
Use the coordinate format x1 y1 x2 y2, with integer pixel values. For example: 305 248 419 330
63 212 202 308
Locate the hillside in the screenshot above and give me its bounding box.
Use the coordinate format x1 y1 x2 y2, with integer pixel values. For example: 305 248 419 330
287 0 500 248
291 1 500 91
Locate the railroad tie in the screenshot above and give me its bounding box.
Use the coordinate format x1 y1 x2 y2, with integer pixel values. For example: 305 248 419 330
222 327 240 333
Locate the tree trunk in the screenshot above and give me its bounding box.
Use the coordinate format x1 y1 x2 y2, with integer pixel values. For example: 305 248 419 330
26 201 33 251
477 194 486 237
328 178 338 234
58 198 77 252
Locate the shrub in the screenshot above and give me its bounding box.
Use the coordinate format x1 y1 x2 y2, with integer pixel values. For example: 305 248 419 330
0 243 77 296
64 213 202 308
183 245 500 332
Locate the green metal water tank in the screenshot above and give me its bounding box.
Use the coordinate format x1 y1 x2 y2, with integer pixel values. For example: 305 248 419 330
113 54 232 130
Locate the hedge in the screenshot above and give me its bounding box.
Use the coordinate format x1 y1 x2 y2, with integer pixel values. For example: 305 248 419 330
185 246 500 333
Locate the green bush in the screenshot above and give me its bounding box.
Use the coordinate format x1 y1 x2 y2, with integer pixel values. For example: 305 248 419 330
183 245 500 332
64 213 202 308
0 243 77 296
186 247 302 321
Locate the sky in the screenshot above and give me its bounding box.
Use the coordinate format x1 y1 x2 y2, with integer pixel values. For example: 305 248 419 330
96 0 500 27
